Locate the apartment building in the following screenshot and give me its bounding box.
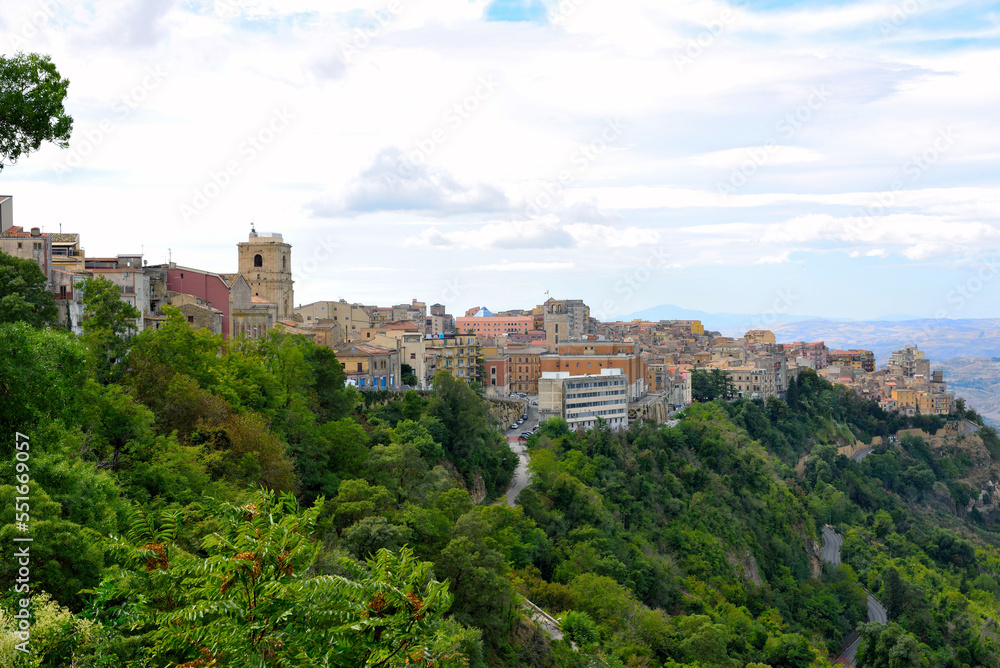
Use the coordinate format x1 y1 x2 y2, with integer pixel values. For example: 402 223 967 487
506 345 545 395
335 342 400 389
828 349 876 373
455 307 533 339
483 354 511 398
539 368 628 431
543 298 591 352
539 338 647 401
425 334 478 383
785 341 829 369
295 299 371 336
723 365 781 399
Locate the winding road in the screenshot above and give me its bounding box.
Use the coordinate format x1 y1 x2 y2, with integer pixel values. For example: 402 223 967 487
505 438 532 506
851 448 874 462
821 525 843 565
822 524 888 666
498 397 563 639
502 396 536 507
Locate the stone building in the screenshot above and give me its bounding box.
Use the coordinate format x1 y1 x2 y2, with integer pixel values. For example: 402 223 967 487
295 300 371 337
238 228 294 320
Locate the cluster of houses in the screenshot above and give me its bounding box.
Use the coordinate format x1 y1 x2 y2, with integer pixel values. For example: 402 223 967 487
0 195 954 431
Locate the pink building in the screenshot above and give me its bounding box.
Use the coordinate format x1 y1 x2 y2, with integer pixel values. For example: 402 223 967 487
456 307 533 339
787 341 829 369
165 266 234 338
484 355 510 397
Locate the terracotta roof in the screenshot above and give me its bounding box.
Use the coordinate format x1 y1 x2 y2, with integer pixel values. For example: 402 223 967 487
1 226 50 239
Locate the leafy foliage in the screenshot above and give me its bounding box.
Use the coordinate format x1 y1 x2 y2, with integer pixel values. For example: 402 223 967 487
0 52 73 170
0 250 57 327
91 491 467 667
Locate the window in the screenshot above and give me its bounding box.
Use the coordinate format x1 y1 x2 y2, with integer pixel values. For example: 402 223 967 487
187 316 194 323
410 353 416 359
254 254 263 267
59 286 66 299
17 242 22 249
282 255 287 269
357 362 363 372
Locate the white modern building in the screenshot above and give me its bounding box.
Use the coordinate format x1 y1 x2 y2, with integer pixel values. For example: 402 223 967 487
538 368 629 431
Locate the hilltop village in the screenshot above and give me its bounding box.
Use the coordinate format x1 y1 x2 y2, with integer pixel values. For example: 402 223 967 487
1 199 957 431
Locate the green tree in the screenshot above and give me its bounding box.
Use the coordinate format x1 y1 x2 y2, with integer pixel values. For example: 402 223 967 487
691 369 735 402
0 250 57 326
0 53 73 170
881 567 913 622
855 622 929 668
0 322 92 457
401 363 419 387
561 611 599 647
81 275 141 383
90 491 468 667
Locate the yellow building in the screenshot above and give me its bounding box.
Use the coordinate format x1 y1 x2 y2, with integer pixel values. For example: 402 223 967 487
334 342 400 389
425 334 479 383
891 388 918 408
661 320 704 335
295 299 371 337
917 392 954 415
828 349 876 373
51 233 85 272
506 345 545 395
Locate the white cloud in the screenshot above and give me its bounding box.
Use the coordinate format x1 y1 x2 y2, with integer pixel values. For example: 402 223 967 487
2 0 1000 317
474 261 574 271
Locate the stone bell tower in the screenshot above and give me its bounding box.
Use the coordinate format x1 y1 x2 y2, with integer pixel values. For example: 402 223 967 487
237 224 294 320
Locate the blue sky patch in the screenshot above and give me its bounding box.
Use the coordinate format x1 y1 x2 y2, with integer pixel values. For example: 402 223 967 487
484 0 548 23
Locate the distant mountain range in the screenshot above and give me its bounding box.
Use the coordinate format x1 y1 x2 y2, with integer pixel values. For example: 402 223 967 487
622 304 1000 425
621 304 925 332
621 304 1000 362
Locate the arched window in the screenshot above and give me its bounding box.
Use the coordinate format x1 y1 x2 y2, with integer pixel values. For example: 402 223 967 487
253 254 263 267
282 255 287 269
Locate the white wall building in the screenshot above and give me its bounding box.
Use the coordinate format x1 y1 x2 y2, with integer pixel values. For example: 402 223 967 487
539 368 628 431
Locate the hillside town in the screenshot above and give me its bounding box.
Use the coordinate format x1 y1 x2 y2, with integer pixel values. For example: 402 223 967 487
1 199 957 431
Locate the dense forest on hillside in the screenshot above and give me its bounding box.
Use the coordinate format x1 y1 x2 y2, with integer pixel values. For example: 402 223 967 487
1 267 999 667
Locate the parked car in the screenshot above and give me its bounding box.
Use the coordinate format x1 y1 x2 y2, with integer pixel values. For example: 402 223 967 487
510 424 517 430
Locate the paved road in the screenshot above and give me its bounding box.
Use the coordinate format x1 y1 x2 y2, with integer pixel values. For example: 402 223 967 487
503 396 537 507
499 398 563 641
821 525 843 565
505 438 532 506
867 592 887 624
852 448 874 462
822 525 889 666
840 634 861 665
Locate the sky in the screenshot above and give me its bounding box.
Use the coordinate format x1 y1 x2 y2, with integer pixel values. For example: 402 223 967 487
3 0 1000 322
